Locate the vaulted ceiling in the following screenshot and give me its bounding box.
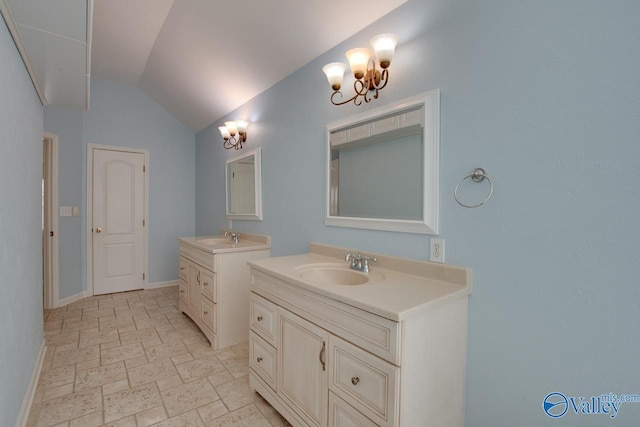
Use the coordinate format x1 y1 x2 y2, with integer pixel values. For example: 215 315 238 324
2 0 407 132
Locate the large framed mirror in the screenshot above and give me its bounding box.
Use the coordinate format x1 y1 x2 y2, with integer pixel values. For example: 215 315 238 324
226 147 263 220
326 90 439 234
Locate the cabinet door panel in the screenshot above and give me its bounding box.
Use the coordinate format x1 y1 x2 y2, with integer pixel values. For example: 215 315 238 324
278 309 328 427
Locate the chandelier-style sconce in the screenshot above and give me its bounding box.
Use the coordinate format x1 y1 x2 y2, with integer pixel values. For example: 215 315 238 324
322 33 399 106
218 120 249 150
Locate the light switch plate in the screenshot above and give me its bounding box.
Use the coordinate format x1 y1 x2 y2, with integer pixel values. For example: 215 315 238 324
60 206 72 217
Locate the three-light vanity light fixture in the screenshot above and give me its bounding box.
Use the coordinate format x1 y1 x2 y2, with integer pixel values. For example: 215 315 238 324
322 33 399 106
218 120 248 150
218 33 397 148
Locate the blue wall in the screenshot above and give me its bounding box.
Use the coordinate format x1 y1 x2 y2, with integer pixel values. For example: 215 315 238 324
0 18 45 427
44 77 196 299
196 0 640 425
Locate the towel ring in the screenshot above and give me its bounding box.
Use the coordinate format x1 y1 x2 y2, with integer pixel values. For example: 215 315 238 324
454 168 493 208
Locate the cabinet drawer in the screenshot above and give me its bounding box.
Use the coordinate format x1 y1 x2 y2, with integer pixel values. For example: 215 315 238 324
250 293 278 345
201 297 217 333
179 257 188 281
179 280 188 304
201 269 216 302
329 392 378 427
329 336 399 426
249 332 277 390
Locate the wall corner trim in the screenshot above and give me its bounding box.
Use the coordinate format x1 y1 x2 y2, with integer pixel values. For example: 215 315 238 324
14 340 46 427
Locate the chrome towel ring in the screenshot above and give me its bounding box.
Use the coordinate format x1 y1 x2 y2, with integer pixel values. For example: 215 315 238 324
454 168 494 208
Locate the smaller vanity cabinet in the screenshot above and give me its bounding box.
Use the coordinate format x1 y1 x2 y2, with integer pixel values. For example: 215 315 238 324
178 232 270 350
248 244 470 427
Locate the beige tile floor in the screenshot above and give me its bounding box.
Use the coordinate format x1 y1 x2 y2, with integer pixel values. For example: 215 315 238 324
28 286 291 427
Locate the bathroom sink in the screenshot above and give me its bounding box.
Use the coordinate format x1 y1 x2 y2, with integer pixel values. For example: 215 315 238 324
298 267 370 286
196 238 232 246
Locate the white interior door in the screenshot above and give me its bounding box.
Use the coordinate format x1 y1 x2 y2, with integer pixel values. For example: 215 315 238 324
92 148 145 295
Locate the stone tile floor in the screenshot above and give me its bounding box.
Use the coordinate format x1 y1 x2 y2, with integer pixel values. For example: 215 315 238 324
28 286 291 427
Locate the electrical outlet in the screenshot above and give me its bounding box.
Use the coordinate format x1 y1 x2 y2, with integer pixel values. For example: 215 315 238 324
430 238 445 263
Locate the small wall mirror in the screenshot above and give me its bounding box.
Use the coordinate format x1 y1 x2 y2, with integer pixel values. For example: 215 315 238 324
326 90 439 234
226 147 263 220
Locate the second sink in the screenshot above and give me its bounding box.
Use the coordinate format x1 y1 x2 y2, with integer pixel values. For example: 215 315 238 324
297 264 385 287
196 237 233 246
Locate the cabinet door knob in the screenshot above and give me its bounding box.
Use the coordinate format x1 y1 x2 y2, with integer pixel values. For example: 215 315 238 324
204 282 208 287
256 356 263 363
180 290 185 293
257 315 263 322
351 376 360 386
204 311 209 315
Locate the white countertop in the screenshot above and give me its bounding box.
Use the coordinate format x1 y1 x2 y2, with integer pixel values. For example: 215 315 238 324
179 231 270 254
248 243 471 321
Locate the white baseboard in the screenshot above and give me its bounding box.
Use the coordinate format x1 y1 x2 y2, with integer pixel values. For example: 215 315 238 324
14 340 46 427
58 291 86 307
146 280 179 289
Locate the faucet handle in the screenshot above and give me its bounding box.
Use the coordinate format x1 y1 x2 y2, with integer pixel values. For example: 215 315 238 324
344 252 353 262
224 231 239 242
361 255 376 272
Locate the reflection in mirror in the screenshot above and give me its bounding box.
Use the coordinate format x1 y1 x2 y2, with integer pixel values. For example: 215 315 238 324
226 148 262 220
326 90 439 234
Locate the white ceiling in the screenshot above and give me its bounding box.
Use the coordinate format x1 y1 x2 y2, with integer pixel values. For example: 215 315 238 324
2 0 408 132
1 0 90 109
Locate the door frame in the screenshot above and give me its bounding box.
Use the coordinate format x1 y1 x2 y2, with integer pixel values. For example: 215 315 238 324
43 132 59 308
86 143 149 296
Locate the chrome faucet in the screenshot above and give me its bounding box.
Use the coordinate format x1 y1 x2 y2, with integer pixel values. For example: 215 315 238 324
344 250 376 273
224 231 239 244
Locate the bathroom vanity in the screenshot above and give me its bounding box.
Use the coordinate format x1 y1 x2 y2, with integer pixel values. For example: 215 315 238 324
247 243 470 427
178 230 270 349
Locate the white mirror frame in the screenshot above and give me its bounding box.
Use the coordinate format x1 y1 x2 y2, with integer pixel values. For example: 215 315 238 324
226 147 263 221
325 90 439 234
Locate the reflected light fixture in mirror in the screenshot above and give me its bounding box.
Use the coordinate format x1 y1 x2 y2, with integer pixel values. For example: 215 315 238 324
218 120 249 150
322 33 398 106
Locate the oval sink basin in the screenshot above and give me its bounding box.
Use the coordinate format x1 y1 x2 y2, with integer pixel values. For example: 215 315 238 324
299 267 369 286
196 238 232 246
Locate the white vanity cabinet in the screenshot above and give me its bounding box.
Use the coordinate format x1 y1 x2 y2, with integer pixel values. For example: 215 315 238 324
248 243 470 427
178 231 270 350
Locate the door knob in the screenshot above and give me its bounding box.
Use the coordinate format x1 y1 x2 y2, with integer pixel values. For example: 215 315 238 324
95 227 102 233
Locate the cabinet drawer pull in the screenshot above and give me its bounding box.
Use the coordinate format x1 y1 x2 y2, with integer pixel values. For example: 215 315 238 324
204 282 208 287
256 356 263 363
180 290 185 293
197 272 201 283
257 315 263 322
180 267 185 270
319 341 326 371
351 376 360 386
204 311 209 315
